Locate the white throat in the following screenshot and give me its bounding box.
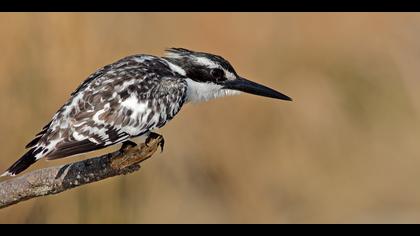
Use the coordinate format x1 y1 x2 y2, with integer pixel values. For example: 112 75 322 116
185 79 241 103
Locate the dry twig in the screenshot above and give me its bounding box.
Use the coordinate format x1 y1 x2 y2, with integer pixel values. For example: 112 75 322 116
0 135 163 209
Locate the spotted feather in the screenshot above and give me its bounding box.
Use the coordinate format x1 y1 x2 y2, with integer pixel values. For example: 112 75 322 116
3 54 188 176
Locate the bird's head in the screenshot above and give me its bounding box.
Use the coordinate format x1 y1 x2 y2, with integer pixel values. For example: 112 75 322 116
163 48 292 103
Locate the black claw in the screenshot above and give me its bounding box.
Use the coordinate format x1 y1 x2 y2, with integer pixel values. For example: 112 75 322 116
146 132 165 153
159 138 165 153
120 140 137 153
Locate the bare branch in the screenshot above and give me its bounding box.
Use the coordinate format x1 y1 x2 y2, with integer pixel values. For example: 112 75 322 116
0 136 163 209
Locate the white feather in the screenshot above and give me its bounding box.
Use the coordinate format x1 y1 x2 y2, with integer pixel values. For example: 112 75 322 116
164 60 186 76
72 131 86 141
133 55 155 63
185 78 241 103
194 56 219 69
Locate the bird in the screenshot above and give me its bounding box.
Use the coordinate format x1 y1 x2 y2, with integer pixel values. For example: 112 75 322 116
1 48 292 177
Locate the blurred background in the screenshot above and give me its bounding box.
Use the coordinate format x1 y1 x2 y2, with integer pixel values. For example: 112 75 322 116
0 13 419 223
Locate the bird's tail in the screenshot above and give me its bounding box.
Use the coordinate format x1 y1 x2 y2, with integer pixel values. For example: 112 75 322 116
1 147 42 177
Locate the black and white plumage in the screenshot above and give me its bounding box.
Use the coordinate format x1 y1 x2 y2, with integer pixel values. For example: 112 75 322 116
2 48 291 176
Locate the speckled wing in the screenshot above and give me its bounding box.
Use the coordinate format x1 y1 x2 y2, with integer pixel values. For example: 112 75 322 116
26 55 188 160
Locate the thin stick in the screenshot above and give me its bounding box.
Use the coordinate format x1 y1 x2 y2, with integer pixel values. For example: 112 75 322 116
0 136 163 209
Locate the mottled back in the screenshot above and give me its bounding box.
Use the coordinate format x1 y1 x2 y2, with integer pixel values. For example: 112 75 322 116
28 55 188 160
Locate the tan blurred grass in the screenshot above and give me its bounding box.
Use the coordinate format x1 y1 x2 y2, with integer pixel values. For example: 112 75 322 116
1 13 420 223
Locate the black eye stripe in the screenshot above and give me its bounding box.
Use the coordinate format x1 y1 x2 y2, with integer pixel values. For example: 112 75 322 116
186 67 213 83
210 68 224 77
185 67 227 83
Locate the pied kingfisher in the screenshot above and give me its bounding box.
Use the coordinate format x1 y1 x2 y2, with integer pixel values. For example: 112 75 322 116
2 48 292 176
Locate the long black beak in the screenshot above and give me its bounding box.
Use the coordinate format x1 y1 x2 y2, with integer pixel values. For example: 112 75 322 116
223 77 292 101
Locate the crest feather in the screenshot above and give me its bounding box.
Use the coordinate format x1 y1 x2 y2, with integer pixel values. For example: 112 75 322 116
164 48 193 58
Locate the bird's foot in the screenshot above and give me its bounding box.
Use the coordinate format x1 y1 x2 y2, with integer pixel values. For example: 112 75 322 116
112 138 160 170
145 132 165 152
119 140 138 154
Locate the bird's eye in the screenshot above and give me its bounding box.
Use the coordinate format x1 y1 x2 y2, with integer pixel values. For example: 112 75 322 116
210 69 226 82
